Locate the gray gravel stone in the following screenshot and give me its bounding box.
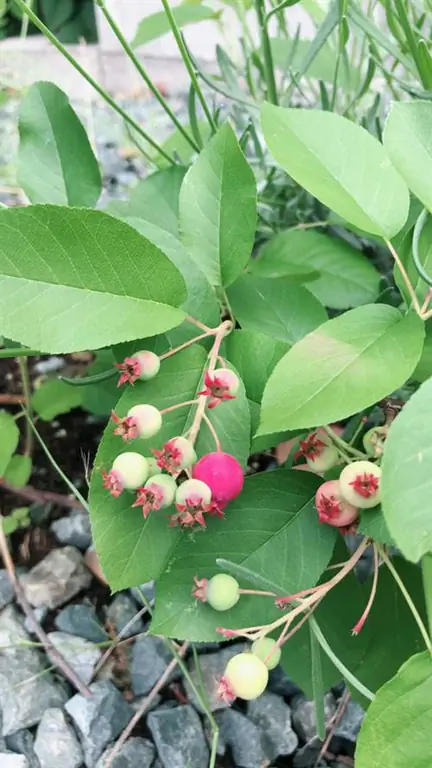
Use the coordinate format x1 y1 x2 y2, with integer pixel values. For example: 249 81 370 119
0 570 14 611
215 709 269 768
183 644 247 713
5 730 40 768
248 692 298 759
51 510 92 550
47 632 101 685
0 607 67 735
34 708 83 768
334 699 364 743
147 705 209 768
267 664 303 699
24 607 49 635
95 737 155 768
54 604 108 644
105 594 145 639
65 681 134 767
19 547 91 609
0 756 30 768
129 581 155 607
291 693 337 743
131 636 181 696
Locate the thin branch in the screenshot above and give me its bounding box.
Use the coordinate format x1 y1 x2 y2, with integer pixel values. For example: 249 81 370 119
91 605 149 680
0 516 92 697
0 478 85 510
386 238 421 315
0 394 25 405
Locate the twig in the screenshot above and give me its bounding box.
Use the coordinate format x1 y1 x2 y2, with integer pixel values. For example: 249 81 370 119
91 605 148 680
107 641 189 767
386 238 421 315
0 394 25 405
0 515 92 697
0 478 85 509
315 687 351 767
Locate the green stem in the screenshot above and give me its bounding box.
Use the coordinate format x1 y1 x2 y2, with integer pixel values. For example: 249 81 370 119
20 0 32 38
379 546 432 654
160 0 217 133
322 425 366 459
422 553 432 646
254 0 278 104
18 358 33 456
0 347 40 359
13 0 175 166
96 0 199 153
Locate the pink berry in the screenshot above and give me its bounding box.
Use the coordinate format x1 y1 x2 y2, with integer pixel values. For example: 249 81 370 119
102 452 149 497
153 436 196 475
192 452 244 505
315 479 359 528
199 368 240 409
193 573 240 611
116 350 160 386
132 474 176 518
127 404 162 439
217 652 269 703
339 461 381 509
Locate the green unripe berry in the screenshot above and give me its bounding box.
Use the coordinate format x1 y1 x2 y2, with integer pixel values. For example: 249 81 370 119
127 404 162 439
175 478 212 507
112 452 149 490
339 460 381 509
133 350 160 380
206 574 240 611
306 443 339 473
144 474 177 508
251 637 281 670
145 457 163 475
224 652 269 700
362 426 388 458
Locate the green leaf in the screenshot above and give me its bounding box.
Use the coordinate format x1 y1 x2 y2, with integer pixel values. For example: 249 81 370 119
32 378 82 421
250 230 381 309
396 215 432 308
131 4 219 47
261 103 410 238
259 306 424 435
18 82 101 207
357 506 394 546
0 410 19 476
413 319 432 382
80 350 120 417
356 652 432 768
40 0 74 31
4 455 32 488
271 37 358 88
89 346 250 591
0 206 186 353
226 274 327 344
179 123 257 287
381 376 432 562
150 469 337 640
2 517 18 535
383 101 432 213
248 400 302 454
106 167 187 237
226 330 288 403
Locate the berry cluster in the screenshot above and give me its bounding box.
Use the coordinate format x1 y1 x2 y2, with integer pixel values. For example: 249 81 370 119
102 342 244 528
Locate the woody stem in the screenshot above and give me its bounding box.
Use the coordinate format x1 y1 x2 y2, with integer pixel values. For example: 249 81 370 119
159 331 215 360
160 400 199 415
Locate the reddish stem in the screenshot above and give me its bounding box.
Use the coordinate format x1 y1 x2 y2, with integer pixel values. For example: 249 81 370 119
159 331 214 360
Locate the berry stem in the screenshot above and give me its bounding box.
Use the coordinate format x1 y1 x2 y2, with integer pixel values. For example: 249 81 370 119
322 425 366 460
420 287 432 315
188 321 234 446
238 588 277 597
185 315 213 333
351 544 379 635
385 238 421 315
202 412 222 451
276 597 324 649
160 400 199 415
159 331 216 360
379 545 432 653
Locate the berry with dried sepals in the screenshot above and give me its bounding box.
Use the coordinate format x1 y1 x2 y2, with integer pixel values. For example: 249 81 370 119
199 368 240 409
295 430 338 473
153 436 197 475
116 350 160 386
132 474 177 518
315 479 359 527
192 452 244 505
172 478 214 527
102 452 149 497
339 461 381 509
127 404 162 439
251 637 281 670
193 573 240 611
363 426 388 458
217 652 269 703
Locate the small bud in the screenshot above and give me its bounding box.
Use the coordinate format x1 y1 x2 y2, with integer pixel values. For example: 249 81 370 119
103 452 149 497
192 452 244 505
153 436 196 475
339 461 381 509
172 479 213 528
127 404 162 439
217 652 269 703
133 474 177 518
199 368 240 409
363 426 388 458
193 573 240 611
116 350 160 386
315 479 359 527
251 637 281 670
